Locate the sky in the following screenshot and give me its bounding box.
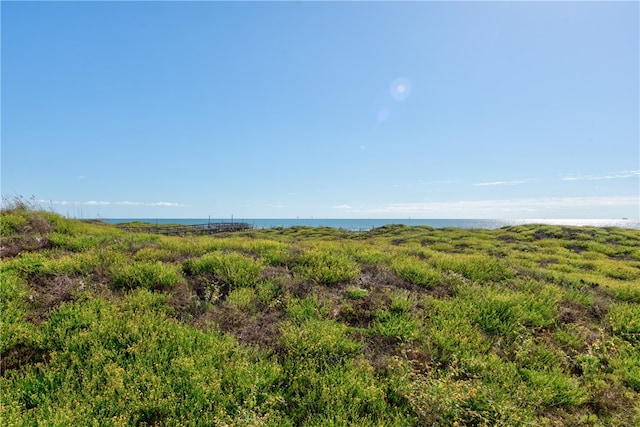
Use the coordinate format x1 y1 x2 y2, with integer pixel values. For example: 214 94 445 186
2 1 639 219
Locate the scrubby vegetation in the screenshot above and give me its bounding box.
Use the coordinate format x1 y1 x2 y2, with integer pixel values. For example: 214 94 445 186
2 203 639 425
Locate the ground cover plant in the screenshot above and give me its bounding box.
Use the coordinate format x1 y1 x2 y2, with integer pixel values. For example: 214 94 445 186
1 204 639 425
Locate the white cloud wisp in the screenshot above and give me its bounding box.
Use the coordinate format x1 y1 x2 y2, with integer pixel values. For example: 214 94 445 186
473 180 527 187
367 196 639 218
561 170 640 181
41 200 184 208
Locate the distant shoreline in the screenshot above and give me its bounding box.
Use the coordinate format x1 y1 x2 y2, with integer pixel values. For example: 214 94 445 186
99 218 640 230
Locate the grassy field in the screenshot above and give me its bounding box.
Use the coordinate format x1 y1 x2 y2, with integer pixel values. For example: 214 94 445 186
1 203 639 426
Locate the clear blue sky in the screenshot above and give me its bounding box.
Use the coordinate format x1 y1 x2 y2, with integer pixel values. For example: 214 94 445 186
2 1 638 219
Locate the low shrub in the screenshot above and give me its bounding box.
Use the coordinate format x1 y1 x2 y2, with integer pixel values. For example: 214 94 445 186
475 296 520 335
2 252 47 277
520 368 587 408
0 213 27 235
389 289 414 313
403 363 534 426
607 302 640 343
2 291 287 426
280 360 406 426
111 262 183 290
183 252 263 288
0 272 41 353
41 253 100 277
611 342 640 391
285 294 328 322
280 318 360 365
346 286 368 300
513 336 567 372
390 256 438 288
423 297 492 363
48 232 102 252
345 243 389 265
431 253 514 283
255 280 283 306
602 265 639 281
133 247 176 262
226 287 256 312
294 246 360 285
369 309 419 341
609 282 640 303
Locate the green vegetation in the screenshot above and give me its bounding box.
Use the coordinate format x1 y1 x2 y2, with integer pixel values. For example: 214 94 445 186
2 204 640 425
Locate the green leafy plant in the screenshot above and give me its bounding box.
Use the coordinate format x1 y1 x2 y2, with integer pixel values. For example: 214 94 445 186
294 245 360 285
111 261 183 290
280 318 360 365
183 251 263 288
390 255 438 288
369 309 419 341
346 286 368 300
226 287 256 312
608 302 640 343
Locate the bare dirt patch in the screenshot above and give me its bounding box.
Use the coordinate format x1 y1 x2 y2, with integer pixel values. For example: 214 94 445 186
339 291 389 328
538 258 559 268
0 342 48 376
0 236 51 259
26 275 87 322
558 299 587 324
566 244 587 254
356 264 410 291
497 234 518 243
194 305 284 351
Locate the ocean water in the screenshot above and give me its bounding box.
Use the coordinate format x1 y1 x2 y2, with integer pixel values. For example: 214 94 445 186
103 218 640 230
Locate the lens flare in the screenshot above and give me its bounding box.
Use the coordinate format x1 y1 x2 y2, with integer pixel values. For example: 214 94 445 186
372 77 412 125
390 77 412 101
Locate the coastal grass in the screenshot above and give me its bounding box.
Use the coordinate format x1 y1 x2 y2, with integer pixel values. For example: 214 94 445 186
2 206 640 425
